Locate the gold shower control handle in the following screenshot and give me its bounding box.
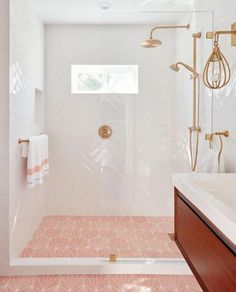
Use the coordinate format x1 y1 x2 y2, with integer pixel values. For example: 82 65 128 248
98 125 112 139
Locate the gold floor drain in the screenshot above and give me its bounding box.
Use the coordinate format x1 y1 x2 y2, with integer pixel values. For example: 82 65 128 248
109 254 117 262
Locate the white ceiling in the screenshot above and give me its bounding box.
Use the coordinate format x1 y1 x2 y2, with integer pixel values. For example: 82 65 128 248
29 0 195 24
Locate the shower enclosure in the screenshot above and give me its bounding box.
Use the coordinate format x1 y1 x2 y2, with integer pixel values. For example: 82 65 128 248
9 0 213 274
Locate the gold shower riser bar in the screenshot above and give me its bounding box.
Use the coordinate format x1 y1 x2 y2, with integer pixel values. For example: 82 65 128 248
192 32 201 130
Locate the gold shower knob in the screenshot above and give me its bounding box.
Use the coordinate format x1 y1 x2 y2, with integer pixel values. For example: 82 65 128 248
98 125 112 139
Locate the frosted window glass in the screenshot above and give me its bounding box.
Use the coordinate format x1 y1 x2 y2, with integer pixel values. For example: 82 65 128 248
71 65 138 94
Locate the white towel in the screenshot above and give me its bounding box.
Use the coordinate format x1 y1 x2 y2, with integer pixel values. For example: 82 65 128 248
26 134 49 188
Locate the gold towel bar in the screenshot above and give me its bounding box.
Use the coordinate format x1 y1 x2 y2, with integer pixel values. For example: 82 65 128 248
18 134 45 144
18 139 30 144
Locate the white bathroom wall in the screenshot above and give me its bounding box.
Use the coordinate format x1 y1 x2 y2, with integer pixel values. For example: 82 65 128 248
45 24 188 217
0 0 10 274
194 0 236 172
9 0 45 257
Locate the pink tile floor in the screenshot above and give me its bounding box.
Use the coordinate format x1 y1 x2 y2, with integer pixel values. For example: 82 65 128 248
21 216 182 258
0 274 202 291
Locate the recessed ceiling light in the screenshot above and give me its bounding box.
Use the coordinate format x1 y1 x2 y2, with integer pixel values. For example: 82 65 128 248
99 2 111 10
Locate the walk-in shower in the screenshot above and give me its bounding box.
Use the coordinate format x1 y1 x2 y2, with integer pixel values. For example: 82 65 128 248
9 0 213 275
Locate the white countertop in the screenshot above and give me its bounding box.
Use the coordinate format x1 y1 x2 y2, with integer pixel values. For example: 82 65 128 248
172 173 236 246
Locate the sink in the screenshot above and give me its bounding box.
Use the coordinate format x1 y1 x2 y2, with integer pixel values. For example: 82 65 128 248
172 173 236 245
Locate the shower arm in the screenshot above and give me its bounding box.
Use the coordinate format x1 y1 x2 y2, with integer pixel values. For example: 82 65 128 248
149 24 190 39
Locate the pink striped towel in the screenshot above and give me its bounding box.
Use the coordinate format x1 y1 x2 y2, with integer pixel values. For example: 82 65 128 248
24 135 49 188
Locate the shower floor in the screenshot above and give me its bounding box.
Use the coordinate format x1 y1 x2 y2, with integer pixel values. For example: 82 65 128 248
20 216 182 258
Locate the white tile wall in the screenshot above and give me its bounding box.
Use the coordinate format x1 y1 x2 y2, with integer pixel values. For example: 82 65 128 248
0 122 8 157
0 195 8 231
0 233 9 265
0 158 8 194
0 0 8 10
9 0 45 258
0 11 8 49
0 85 9 122
0 0 9 273
0 50 9 84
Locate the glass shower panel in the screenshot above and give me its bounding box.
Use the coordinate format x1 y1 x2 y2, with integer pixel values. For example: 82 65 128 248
100 97 134 205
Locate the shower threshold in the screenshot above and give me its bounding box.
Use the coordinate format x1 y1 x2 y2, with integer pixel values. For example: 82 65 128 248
13 216 189 274
11 257 191 275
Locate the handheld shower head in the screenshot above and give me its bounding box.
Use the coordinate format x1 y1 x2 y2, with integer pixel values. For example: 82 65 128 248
169 64 180 72
170 62 199 77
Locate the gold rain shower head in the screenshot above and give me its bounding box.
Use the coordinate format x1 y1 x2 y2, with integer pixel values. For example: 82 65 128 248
142 38 162 48
203 23 236 89
141 24 190 48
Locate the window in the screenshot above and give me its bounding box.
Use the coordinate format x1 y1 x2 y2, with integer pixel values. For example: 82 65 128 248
71 65 138 94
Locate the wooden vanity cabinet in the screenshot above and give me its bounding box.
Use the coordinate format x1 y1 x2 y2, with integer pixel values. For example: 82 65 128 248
174 188 236 292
